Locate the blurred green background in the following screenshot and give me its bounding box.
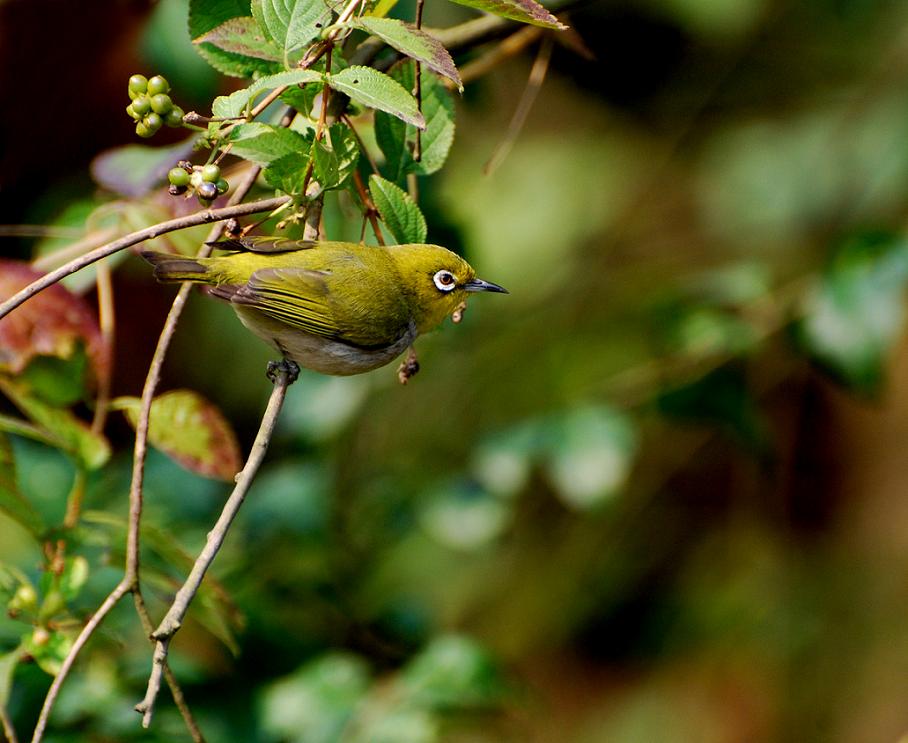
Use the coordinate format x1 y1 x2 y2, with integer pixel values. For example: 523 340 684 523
4 0 908 741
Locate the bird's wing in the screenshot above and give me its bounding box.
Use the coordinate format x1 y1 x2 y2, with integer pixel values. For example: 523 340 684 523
224 267 341 340
208 237 318 254
216 263 412 349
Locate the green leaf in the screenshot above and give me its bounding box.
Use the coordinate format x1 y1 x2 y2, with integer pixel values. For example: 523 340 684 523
312 124 360 190
543 406 637 510
368 174 427 244
0 379 110 470
189 0 282 77
58 556 89 602
228 123 312 166
401 635 503 709
260 654 371 743
375 62 455 183
0 432 43 537
445 0 566 29
264 151 314 195
328 66 425 129
349 18 462 90
798 233 908 393
419 481 510 550
252 0 333 65
24 627 75 676
213 69 324 118
113 390 242 481
194 16 281 61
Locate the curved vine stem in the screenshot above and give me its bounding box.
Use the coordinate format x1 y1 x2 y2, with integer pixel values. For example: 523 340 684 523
0 196 289 323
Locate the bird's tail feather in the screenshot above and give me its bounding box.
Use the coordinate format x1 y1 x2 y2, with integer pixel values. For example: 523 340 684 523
141 251 209 283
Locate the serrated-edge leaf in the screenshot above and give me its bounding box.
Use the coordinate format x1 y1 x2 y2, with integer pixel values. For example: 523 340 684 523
252 0 334 64
0 431 43 537
369 174 427 244
0 379 110 470
114 390 242 481
349 18 462 90
194 16 282 61
328 66 425 129
228 123 312 166
213 69 324 118
264 151 314 195
446 0 566 29
312 124 360 190
189 0 283 77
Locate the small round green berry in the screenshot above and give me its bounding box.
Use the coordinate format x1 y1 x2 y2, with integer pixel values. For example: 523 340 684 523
147 75 170 96
201 164 221 183
136 121 154 138
126 103 139 120
168 167 191 187
128 74 148 97
165 106 184 127
144 112 163 131
197 181 218 200
215 178 229 195
150 94 172 115
190 170 204 189
132 96 151 116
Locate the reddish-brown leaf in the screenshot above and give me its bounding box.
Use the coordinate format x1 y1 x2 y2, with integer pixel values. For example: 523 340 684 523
0 260 110 380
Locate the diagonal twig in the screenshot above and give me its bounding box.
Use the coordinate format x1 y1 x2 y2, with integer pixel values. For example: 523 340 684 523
135 361 298 727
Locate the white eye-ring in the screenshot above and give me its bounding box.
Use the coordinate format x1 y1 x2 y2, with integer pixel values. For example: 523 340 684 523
433 269 457 292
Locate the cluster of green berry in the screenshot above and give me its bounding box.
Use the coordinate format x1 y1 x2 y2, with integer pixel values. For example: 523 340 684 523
168 162 229 206
126 74 184 138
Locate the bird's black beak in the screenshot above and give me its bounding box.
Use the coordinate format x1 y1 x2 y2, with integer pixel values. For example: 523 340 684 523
464 277 509 294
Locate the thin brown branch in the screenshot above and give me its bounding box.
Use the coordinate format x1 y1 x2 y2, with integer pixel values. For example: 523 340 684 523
31 228 119 273
132 592 204 742
341 114 380 175
0 196 289 323
454 25 544 89
413 0 425 164
352 170 385 245
30 578 132 743
483 34 553 175
29 165 265 743
135 361 298 727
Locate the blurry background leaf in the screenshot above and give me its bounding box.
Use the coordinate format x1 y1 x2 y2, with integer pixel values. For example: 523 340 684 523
797 232 908 393
113 390 242 481
259 653 371 743
91 138 197 198
0 260 109 382
0 379 110 470
0 433 43 538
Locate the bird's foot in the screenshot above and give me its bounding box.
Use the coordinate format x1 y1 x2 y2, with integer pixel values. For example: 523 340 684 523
267 359 300 384
397 348 420 385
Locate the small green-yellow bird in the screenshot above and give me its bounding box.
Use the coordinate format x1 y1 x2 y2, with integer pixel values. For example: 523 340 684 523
142 238 506 378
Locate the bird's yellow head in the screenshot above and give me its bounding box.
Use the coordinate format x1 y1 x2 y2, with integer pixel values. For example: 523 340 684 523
387 244 507 333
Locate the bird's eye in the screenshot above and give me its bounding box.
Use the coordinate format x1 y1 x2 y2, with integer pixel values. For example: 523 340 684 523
433 270 457 292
